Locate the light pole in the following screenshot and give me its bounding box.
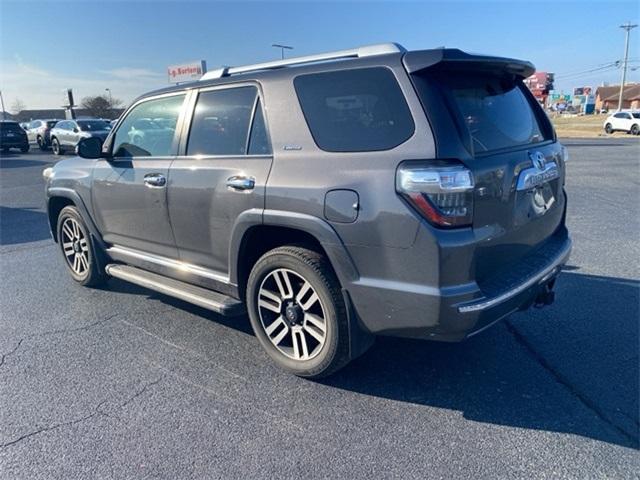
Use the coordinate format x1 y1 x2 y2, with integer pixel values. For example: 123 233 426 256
0 90 5 120
617 22 637 111
272 44 293 60
105 88 113 119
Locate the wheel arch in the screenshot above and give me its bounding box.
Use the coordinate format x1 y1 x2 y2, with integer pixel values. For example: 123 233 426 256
46 188 104 249
230 209 359 298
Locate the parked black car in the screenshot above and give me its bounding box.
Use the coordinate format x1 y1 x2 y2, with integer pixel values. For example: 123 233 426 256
0 120 29 153
44 43 571 377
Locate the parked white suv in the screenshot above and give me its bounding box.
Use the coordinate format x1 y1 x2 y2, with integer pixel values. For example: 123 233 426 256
603 111 640 135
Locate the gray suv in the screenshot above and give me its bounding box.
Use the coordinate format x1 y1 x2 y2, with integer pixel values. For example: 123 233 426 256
43 44 571 377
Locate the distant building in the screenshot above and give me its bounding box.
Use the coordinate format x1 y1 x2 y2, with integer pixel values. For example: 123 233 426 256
11 108 125 122
595 84 640 111
524 72 554 105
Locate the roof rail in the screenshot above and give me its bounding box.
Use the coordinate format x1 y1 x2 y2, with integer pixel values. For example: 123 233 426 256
200 43 406 81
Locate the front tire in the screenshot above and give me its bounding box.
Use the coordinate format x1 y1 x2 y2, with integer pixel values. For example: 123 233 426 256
605 123 613 134
56 206 105 287
246 246 351 378
20 145 29 153
37 136 47 150
631 124 639 135
51 138 63 155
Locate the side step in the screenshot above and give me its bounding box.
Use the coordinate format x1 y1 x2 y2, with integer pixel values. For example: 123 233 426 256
105 264 245 316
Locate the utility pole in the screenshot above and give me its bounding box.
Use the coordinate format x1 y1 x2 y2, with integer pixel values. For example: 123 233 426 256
617 22 637 111
0 90 5 120
272 43 293 59
105 88 112 104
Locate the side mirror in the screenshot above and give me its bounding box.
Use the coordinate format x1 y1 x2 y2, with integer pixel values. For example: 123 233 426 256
76 137 104 159
73 127 79 133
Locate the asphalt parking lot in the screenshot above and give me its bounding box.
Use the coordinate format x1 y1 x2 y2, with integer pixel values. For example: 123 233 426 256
0 139 638 478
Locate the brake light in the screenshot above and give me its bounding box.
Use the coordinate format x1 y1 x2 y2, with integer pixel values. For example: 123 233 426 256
396 163 474 228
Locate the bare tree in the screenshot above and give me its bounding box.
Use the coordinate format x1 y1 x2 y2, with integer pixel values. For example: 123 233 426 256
81 95 122 119
10 98 26 115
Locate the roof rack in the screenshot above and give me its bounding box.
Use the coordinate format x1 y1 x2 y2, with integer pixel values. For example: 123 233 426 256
200 43 406 81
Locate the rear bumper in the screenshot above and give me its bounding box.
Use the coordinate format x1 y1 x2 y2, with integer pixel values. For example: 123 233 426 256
347 232 572 341
0 138 29 148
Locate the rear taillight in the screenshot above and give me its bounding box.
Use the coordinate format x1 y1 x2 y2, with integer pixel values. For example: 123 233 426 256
396 163 474 228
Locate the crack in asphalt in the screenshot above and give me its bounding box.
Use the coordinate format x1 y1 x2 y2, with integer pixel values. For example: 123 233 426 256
0 313 121 371
0 376 165 450
0 339 24 368
0 401 107 450
505 320 639 447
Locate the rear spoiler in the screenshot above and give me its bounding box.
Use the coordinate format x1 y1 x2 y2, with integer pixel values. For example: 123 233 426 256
402 48 535 78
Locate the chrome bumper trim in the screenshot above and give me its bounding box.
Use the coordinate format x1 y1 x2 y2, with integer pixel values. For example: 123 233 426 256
457 239 572 314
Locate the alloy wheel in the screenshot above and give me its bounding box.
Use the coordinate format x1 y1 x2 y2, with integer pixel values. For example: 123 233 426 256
61 217 89 276
257 268 327 361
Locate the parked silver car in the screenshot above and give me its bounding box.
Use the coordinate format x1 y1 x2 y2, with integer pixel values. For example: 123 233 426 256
49 119 112 155
25 119 59 150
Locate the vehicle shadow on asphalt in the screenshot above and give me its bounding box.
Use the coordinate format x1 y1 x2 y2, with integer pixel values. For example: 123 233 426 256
319 271 639 450
106 268 639 449
0 206 52 245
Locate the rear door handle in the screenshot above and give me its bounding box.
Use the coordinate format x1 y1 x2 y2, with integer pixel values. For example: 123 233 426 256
144 173 167 188
226 175 255 191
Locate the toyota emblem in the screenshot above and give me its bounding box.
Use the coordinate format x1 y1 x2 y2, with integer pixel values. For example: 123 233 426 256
530 151 546 170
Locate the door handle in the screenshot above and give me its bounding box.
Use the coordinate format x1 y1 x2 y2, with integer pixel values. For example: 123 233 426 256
226 175 255 191
144 173 167 188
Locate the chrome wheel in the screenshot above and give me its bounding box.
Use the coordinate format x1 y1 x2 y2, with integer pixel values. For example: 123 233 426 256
258 268 327 361
61 217 89 276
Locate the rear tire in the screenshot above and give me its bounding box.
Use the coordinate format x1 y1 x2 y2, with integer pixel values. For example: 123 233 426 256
56 206 105 287
37 136 47 150
20 145 29 153
605 123 613 134
246 246 351 378
51 137 63 155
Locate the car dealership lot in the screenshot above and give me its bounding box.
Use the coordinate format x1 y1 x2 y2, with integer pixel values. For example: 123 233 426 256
0 141 638 478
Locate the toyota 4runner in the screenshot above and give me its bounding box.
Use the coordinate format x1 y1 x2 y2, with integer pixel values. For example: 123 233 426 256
43 43 572 377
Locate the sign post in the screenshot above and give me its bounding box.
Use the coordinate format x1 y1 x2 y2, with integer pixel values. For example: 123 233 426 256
167 61 207 84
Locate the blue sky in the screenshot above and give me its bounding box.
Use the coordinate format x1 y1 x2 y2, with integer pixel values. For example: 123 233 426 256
1 0 638 109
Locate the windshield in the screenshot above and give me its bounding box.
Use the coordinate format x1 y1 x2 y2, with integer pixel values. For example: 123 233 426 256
78 120 110 131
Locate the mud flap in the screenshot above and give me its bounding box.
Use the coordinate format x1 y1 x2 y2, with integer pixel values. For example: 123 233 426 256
342 288 375 360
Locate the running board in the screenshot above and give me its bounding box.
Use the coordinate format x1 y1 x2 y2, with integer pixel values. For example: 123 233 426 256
105 264 245 316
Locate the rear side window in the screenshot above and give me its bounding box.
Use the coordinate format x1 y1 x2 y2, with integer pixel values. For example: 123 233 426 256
429 72 546 153
294 67 415 152
187 86 264 156
46 121 57 128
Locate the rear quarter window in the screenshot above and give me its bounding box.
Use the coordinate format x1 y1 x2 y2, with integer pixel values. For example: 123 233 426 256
294 67 414 152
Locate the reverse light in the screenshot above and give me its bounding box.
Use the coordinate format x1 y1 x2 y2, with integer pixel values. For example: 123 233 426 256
397 163 474 228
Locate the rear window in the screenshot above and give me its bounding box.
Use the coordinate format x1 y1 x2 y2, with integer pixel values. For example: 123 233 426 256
0 122 22 133
78 120 110 131
294 67 414 152
422 72 547 154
